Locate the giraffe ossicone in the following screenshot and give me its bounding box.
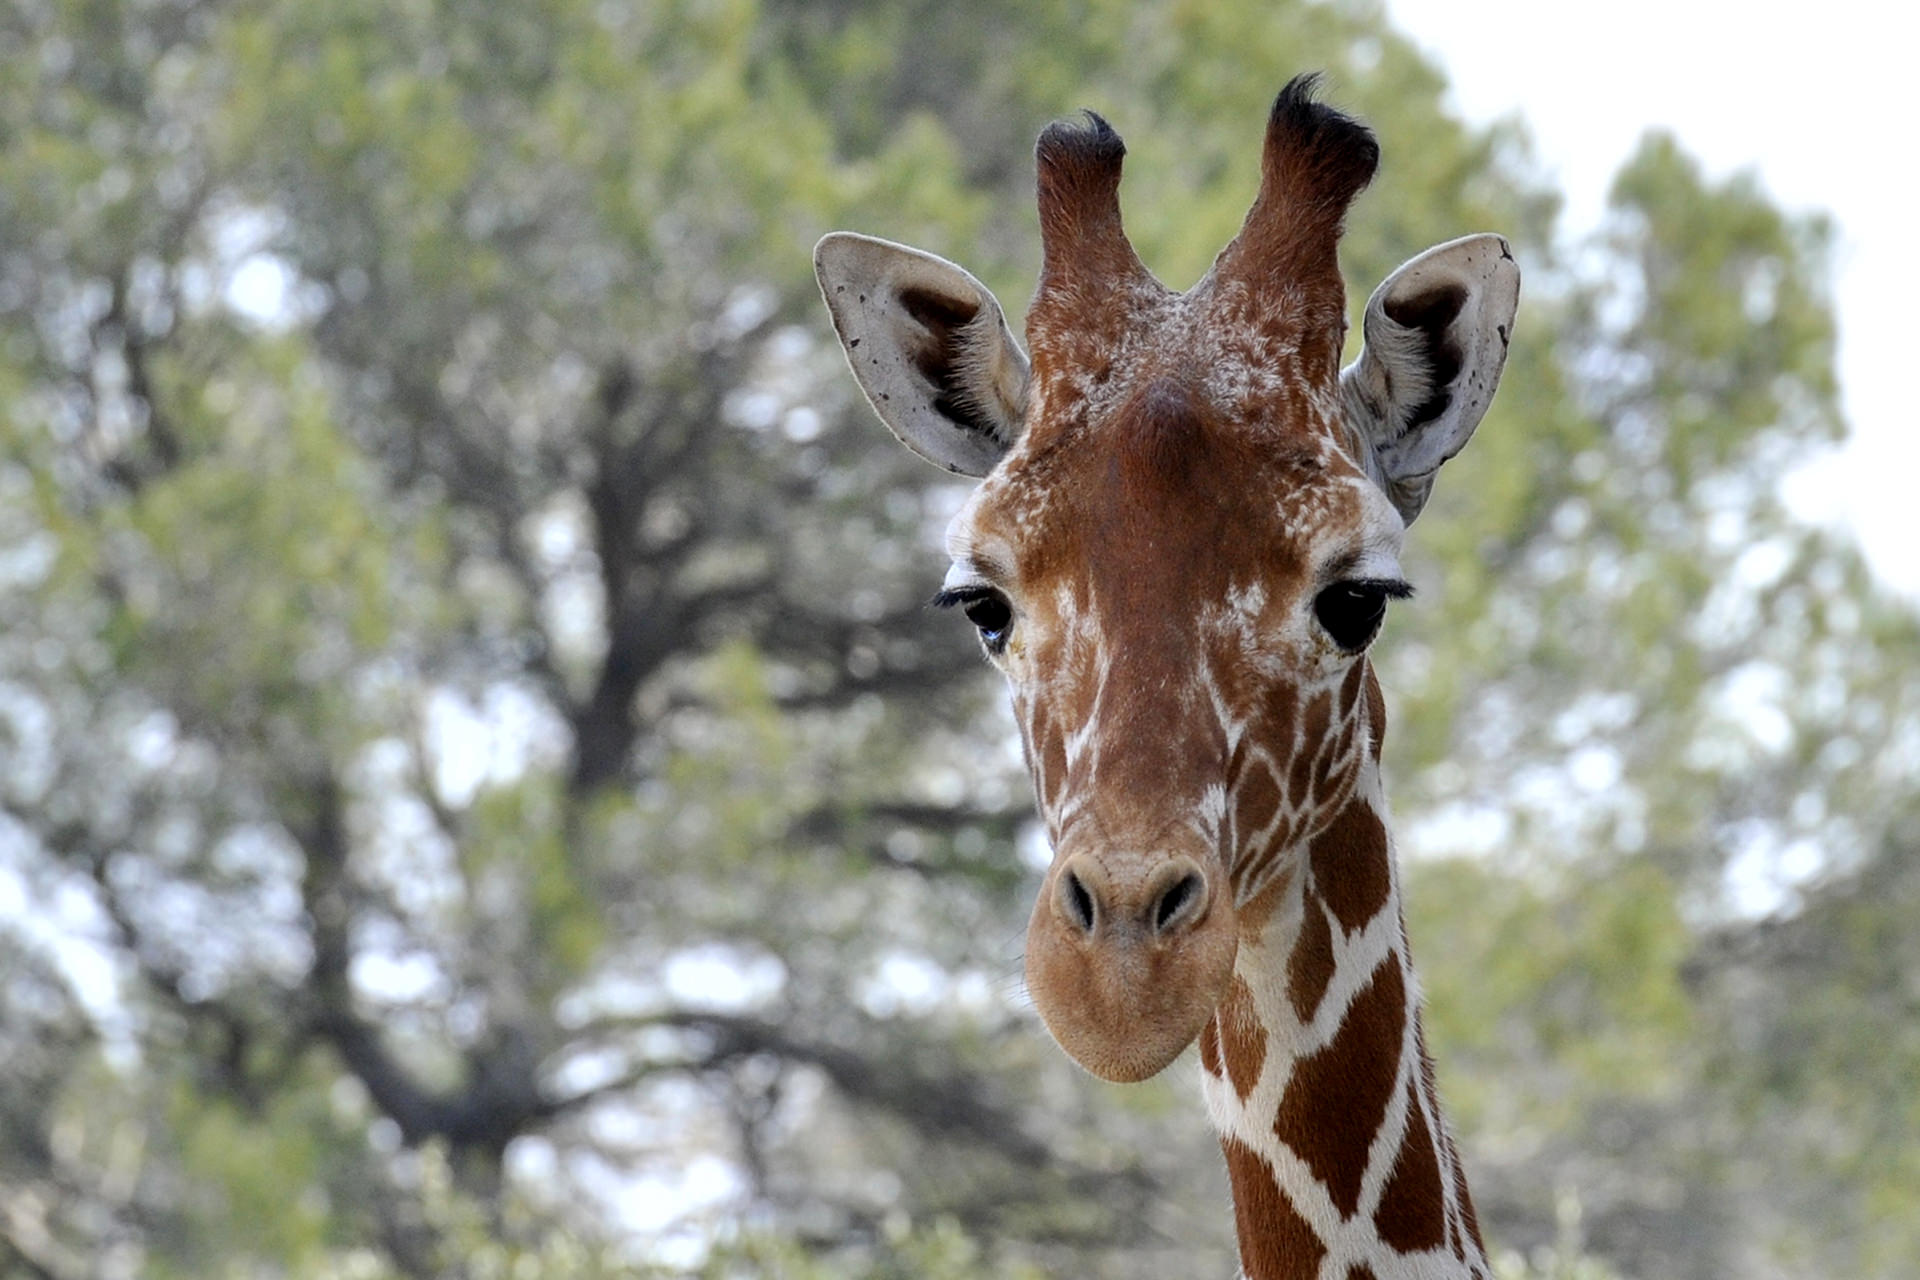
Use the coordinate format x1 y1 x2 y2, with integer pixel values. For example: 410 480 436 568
817 75 1518 1280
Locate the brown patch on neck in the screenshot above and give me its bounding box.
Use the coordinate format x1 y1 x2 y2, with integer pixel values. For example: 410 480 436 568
1374 1079 1447 1252
1308 799 1392 932
1221 1135 1327 1280
1272 956 1406 1218
1287 896 1335 1024
1216 975 1267 1102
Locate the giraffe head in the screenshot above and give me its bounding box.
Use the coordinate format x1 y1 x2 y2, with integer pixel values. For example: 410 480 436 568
817 78 1518 1084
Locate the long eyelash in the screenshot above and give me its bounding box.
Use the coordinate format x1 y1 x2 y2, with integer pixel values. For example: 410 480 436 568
1359 578 1416 600
929 586 997 610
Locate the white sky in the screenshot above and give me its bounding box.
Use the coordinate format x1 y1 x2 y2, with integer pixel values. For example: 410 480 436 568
1388 0 1919 597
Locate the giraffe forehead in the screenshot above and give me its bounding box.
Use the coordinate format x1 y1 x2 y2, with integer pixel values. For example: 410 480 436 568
965 415 1391 616
987 281 1373 578
1026 280 1344 446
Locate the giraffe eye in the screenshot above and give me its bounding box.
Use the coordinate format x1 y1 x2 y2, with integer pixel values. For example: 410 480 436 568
932 586 1015 653
1313 579 1412 652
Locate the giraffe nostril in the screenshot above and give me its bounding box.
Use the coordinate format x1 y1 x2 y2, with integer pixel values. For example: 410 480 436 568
1060 867 1098 935
1153 869 1205 934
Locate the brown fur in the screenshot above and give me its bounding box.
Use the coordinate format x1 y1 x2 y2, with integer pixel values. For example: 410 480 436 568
1031 717 1067 811
1309 800 1393 933
1236 759 1284 845
1035 111 1132 274
1292 689 1333 801
1031 111 1157 358
1375 1078 1448 1251
1287 895 1337 1024
1199 1013 1223 1078
1223 1136 1328 1279
1339 658 1369 724
1272 957 1406 1217
1218 975 1267 1102
1210 75 1379 383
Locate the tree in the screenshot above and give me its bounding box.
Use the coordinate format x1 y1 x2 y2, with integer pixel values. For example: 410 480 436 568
2 1 1103 1273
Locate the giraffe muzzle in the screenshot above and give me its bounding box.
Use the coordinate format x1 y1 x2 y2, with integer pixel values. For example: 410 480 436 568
1025 849 1239 1083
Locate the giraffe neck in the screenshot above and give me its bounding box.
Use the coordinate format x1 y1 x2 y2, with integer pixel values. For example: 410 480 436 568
1198 766 1487 1279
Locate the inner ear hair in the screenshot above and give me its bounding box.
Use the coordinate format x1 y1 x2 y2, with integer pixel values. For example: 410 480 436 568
898 286 998 436
912 292 1028 443
1381 282 1467 431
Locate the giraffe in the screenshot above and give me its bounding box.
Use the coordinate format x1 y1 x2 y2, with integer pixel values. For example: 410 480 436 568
814 76 1519 1279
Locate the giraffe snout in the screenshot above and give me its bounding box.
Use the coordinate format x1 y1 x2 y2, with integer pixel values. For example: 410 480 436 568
1026 848 1239 1084
1051 853 1213 941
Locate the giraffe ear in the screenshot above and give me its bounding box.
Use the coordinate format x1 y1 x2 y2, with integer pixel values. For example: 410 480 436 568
815 232 1030 477
1341 233 1520 524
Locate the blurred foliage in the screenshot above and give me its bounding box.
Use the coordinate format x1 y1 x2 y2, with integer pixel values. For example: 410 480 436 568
0 0 1915 1277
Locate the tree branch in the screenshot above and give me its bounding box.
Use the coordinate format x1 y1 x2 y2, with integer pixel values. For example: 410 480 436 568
294 771 549 1157
555 1009 1058 1170
788 801 1034 885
